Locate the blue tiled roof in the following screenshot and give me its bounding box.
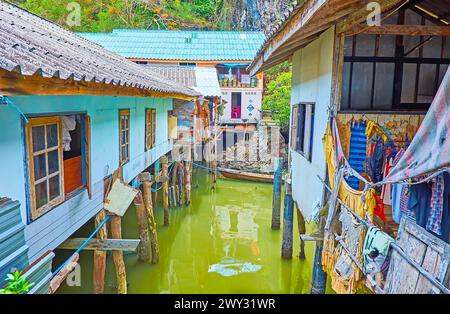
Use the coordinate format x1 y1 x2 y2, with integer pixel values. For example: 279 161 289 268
78 29 266 61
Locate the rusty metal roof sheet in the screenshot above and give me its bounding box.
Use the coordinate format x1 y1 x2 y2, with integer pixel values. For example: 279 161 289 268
0 2 199 98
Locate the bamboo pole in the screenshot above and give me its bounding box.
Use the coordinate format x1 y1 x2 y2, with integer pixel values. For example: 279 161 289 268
160 156 170 226
93 208 108 294
142 181 159 264
110 215 127 294
134 191 151 262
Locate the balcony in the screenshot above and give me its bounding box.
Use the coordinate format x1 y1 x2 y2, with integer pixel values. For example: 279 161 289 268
218 74 260 88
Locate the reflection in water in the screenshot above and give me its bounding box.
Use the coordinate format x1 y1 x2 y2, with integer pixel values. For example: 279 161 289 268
56 169 333 294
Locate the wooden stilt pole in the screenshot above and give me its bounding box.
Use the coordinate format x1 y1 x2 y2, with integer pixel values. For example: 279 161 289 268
184 160 191 206
272 157 283 230
173 161 179 207
177 161 184 206
160 156 170 226
134 191 151 262
296 205 307 260
142 181 159 264
153 161 159 206
281 178 294 260
310 241 327 294
93 208 108 294
111 215 127 294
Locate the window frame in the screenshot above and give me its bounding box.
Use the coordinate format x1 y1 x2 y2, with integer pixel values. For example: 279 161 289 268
119 109 130 165
26 116 65 221
291 103 315 162
145 108 156 151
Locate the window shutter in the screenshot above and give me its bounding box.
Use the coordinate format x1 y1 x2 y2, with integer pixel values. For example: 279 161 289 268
291 105 299 151
304 105 312 161
152 110 156 148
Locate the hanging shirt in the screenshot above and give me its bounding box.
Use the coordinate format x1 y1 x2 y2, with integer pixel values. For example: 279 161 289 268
427 174 445 235
408 174 450 242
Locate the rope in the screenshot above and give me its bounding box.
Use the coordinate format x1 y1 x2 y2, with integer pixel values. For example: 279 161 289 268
52 215 110 277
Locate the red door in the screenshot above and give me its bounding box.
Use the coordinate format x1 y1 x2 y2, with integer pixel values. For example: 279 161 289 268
231 92 242 119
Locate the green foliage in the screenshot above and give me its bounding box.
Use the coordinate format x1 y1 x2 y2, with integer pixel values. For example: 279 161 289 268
17 0 221 32
262 62 292 126
0 271 34 294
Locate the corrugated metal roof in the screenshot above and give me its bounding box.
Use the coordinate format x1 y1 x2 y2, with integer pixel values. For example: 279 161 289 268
0 2 198 98
144 65 222 97
0 198 29 287
78 30 266 61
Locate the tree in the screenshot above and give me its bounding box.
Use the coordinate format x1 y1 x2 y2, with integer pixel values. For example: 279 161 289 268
262 62 292 127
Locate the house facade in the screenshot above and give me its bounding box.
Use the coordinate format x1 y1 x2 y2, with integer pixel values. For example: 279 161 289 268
0 2 197 292
250 0 450 294
78 30 266 130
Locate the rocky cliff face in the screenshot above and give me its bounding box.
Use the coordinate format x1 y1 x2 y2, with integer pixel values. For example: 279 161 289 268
223 0 296 33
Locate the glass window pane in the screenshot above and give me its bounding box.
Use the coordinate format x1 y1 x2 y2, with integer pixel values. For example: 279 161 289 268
46 124 58 148
32 126 45 152
35 181 48 209
33 154 47 180
49 175 60 201
122 131 126 145
47 150 59 175
350 63 373 109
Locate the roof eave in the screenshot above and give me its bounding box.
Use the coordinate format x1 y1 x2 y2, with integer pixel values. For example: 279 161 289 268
249 0 405 75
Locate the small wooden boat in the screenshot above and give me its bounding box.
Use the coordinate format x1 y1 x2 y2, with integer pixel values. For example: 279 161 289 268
218 167 274 183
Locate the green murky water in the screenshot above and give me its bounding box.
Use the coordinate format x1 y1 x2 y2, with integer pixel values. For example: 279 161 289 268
56 169 332 294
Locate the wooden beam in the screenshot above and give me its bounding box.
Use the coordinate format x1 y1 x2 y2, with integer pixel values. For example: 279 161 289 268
300 234 324 242
0 69 196 101
336 0 405 34
48 253 79 294
346 24 450 36
59 238 140 252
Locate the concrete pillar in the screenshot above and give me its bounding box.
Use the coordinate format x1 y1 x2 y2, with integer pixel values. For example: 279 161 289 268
281 179 294 259
310 241 327 294
272 157 283 230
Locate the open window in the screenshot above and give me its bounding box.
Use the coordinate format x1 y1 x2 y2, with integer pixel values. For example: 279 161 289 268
26 114 90 221
291 103 315 161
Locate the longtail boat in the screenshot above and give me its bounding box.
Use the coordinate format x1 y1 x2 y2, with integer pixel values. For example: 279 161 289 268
217 168 275 183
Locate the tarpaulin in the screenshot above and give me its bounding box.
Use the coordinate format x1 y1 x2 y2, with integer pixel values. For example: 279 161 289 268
380 66 450 184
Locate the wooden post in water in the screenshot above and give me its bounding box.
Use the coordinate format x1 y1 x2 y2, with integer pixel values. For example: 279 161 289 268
110 215 127 294
177 160 184 206
173 160 179 207
134 191 151 262
93 208 108 294
272 157 283 230
153 160 159 206
310 241 327 294
281 177 294 259
142 181 159 264
185 160 192 206
160 156 170 226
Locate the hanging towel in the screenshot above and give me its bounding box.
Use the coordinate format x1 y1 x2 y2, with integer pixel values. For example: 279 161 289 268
346 121 367 190
363 226 393 276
